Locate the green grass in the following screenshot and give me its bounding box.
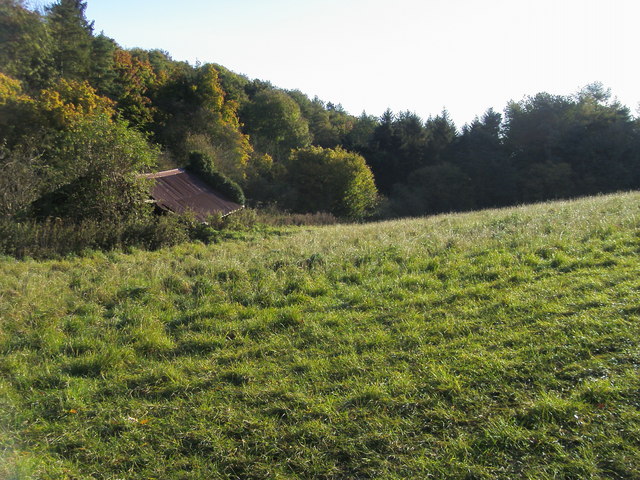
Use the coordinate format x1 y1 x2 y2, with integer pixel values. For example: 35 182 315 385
1 192 640 479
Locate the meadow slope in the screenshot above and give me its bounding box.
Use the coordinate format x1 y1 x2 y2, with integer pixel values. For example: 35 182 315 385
1 192 640 479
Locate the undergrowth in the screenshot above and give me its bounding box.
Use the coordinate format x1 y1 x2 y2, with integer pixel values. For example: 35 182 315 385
0 208 300 260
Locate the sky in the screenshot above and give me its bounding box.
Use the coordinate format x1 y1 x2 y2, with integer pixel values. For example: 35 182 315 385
35 0 640 126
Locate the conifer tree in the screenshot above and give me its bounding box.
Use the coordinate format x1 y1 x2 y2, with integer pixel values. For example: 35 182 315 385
46 0 94 80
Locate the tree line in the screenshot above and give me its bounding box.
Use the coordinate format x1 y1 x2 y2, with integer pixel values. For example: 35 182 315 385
1 0 639 256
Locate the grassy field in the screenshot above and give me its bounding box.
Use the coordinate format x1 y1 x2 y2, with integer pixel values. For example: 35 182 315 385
1 192 639 479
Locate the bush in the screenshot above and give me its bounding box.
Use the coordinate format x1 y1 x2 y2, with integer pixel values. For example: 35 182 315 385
0 143 47 218
187 151 245 205
32 114 157 222
285 146 378 219
0 216 190 259
122 215 190 251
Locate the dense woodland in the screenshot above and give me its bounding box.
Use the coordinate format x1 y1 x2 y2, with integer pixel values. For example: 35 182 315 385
2 0 640 256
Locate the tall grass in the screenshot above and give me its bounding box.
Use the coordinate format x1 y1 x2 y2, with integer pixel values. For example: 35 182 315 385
1 192 639 479
0 215 191 259
0 207 336 260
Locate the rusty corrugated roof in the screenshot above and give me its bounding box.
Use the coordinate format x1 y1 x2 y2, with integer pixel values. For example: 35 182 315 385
142 168 243 222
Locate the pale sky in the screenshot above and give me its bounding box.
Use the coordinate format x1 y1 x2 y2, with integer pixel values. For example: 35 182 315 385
36 0 640 126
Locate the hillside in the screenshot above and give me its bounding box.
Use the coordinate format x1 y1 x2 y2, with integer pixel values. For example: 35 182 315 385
1 192 640 479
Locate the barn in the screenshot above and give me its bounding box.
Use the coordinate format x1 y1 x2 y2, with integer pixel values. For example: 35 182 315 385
142 168 243 222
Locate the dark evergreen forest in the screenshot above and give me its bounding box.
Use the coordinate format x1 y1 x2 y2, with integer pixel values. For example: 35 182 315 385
2 0 639 256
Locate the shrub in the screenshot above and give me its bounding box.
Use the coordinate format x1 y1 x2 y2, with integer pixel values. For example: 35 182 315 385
285 146 378 219
187 151 245 205
122 215 190 251
0 143 47 217
0 215 190 259
32 114 157 222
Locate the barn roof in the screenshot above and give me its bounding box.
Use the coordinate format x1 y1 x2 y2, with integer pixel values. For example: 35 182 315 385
142 168 243 222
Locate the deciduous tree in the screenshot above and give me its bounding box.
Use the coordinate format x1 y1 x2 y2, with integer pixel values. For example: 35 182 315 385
240 89 311 160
